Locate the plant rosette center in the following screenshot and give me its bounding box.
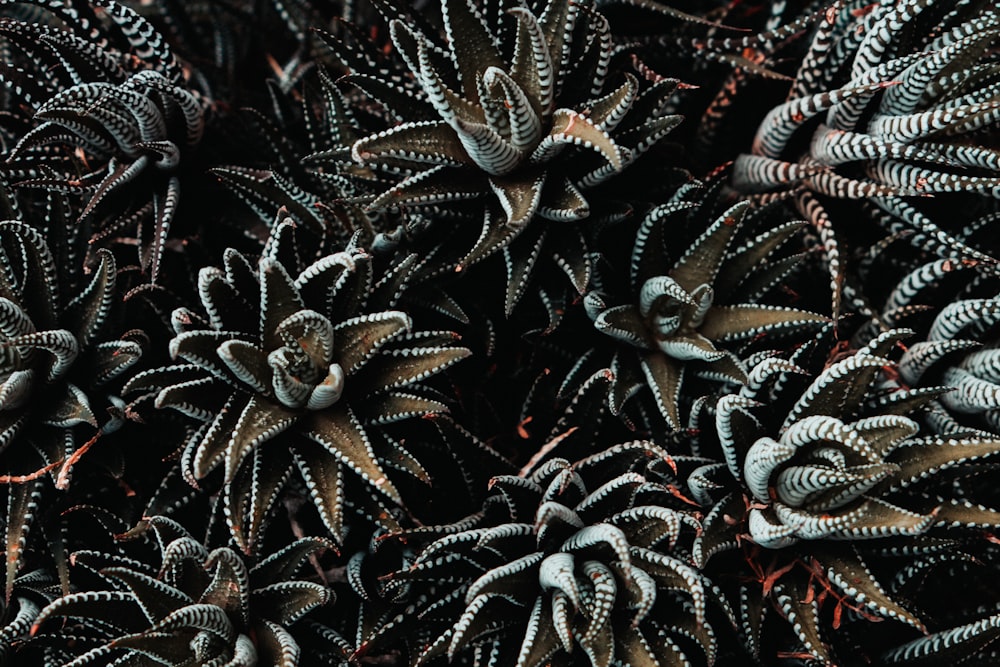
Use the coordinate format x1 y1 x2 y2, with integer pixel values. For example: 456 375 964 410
217 310 346 412
741 415 925 549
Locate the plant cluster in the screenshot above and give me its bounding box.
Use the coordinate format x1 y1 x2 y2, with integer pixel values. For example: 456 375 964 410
1 0 999 666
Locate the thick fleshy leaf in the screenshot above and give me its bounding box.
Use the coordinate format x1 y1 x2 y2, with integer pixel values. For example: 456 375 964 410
5 481 41 603
32 591 145 634
101 568 192 625
514 596 560 667
772 579 831 664
508 6 554 116
669 202 747 295
295 445 346 541
714 221 805 296
352 345 470 396
352 121 472 167
533 109 621 171
441 0 504 99
358 391 448 425
594 304 648 348
504 225 547 314
259 259 305 351
251 536 333 586
882 613 1000 665
489 172 546 227
371 164 485 210
332 311 411 375
170 330 248 380
255 619 300 667
304 407 401 504
693 493 744 568
223 395 298 484
106 630 198 664
640 352 683 429
699 305 828 344
820 547 924 630
883 436 1000 492
253 581 331 625
64 248 115 347
200 549 250 625
934 500 1000 529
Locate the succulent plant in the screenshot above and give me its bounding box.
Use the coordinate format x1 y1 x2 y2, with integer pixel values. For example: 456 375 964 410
124 219 470 550
0 218 146 602
315 0 684 313
0 1 996 665
582 182 828 430
689 329 1000 664
596 0 832 170
211 68 371 247
844 250 1000 439
882 612 1000 666
29 515 333 667
0 568 54 661
734 1 1000 198
729 1 1000 311
372 441 719 667
0 219 141 468
918 345 1000 427
0 0 212 281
